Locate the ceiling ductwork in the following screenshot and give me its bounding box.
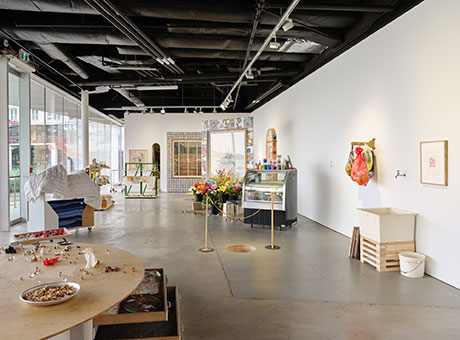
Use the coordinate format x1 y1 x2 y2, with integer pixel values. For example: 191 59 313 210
2 27 291 52
37 43 89 79
166 26 341 47
113 88 144 107
77 55 122 74
0 0 423 115
117 46 310 62
0 0 359 28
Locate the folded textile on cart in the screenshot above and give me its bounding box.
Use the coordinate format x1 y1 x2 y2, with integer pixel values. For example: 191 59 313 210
24 166 101 209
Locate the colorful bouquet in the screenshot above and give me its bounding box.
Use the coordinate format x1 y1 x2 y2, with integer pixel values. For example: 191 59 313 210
211 170 243 201
190 181 210 195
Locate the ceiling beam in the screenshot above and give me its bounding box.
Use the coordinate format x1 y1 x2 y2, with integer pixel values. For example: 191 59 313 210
266 3 394 13
75 70 299 86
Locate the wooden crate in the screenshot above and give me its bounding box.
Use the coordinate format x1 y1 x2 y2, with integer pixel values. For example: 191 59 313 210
360 236 414 272
193 202 205 211
94 268 168 326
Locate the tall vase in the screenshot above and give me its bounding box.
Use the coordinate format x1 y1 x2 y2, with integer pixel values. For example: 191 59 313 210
211 204 219 215
220 193 229 203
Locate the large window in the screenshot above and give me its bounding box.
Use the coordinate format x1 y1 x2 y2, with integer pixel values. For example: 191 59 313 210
172 140 201 178
30 80 46 174
30 79 123 175
8 73 20 221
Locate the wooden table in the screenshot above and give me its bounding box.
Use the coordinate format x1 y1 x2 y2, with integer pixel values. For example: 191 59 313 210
0 242 144 340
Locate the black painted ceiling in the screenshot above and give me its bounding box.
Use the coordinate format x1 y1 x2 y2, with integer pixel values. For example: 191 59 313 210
0 0 422 117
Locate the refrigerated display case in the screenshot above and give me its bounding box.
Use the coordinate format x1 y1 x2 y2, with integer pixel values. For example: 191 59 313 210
242 169 297 228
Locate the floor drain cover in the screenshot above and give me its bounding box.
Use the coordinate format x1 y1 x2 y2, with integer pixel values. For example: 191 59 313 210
226 244 256 253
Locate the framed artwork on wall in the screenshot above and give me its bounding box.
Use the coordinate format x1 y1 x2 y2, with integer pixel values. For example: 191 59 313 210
128 149 148 169
420 140 448 186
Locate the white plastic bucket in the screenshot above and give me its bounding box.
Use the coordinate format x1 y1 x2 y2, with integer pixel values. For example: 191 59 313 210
399 252 426 278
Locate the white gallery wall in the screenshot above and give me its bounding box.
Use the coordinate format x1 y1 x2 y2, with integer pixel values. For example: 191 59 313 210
124 112 248 192
252 0 460 288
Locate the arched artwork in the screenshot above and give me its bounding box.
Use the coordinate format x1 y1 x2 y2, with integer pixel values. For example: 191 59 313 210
266 128 277 161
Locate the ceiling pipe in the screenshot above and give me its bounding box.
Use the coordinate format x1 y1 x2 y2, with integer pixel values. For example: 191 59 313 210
37 43 89 79
113 88 144 107
96 0 183 74
84 0 182 74
219 0 299 110
245 82 283 110
234 0 265 108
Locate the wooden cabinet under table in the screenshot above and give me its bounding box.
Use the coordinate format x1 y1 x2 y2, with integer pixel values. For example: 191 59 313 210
94 286 182 340
94 268 168 326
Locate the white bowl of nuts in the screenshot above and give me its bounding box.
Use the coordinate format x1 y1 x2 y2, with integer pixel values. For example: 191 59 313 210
20 282 80 306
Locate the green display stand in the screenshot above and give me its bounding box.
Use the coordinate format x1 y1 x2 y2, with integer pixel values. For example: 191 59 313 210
124 163 159 198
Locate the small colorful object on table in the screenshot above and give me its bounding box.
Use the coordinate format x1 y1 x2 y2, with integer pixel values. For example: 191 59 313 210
14 228 71 244
43 257 59 266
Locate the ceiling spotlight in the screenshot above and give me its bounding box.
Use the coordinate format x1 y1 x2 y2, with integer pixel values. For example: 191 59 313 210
193 108 197 114
184 108 188 113
282 18 294 32
212 108 217 114
269 35 280 50
199 108 204 114
160 108 166 115
245 69 254 80
220 104 226 111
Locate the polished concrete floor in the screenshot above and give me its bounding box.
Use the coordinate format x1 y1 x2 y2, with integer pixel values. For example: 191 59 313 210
6 193 460 339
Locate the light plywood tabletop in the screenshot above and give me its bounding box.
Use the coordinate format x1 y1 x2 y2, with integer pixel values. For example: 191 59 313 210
0 242 144 340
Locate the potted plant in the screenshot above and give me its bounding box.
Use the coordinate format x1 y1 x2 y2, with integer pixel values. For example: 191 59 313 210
229 181 243 201
203 183 220 214
190 181 204 202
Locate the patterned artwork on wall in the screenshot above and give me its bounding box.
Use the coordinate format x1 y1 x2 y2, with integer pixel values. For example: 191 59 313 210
166 132 202 192
201 116 254 179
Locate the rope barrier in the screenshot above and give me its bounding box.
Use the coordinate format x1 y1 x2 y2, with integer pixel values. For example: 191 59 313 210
204 192 274 221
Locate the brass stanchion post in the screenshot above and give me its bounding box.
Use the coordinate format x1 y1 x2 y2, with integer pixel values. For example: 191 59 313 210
265 194 280 250
199 194 214 253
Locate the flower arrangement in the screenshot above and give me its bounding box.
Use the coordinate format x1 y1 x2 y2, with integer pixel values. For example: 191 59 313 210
190 181 210 195
210 170 243 201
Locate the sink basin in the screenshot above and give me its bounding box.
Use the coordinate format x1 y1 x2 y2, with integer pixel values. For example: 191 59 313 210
357 208 416 243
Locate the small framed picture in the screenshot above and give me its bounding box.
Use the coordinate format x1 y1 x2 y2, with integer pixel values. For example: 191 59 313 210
420 140 448 186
